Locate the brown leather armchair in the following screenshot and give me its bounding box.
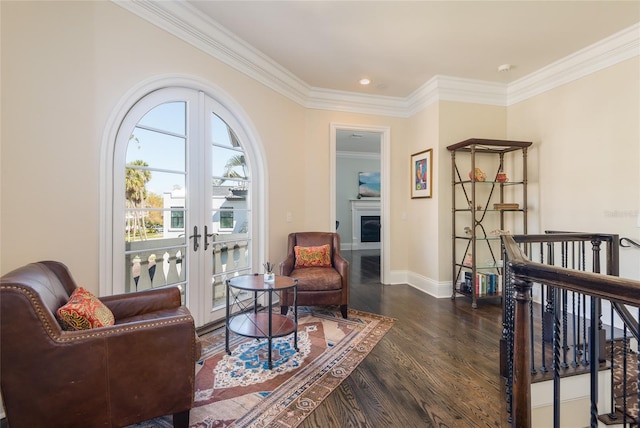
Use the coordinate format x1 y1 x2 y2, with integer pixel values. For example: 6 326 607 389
0 261 200 428
279 232 350 318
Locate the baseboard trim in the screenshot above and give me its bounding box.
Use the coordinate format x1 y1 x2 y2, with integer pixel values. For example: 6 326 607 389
406 271 451 298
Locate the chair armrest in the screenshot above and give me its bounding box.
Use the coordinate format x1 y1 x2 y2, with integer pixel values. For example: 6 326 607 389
333 253 350 296
100 287 181 321
58 306 194 341
333 253 349 279
280 254 295 276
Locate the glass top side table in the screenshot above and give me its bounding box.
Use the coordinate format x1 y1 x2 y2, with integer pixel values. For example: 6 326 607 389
225 273 298 369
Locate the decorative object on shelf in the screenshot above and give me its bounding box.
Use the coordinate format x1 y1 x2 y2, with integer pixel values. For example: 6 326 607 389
463 253 473 266
483 259 504 268
493 203 519 210
263 262 275 283
496 172 508 183
490 229 511 236
469 167 487 182
411 149 433 198
464 226 472 236
358 171 381 198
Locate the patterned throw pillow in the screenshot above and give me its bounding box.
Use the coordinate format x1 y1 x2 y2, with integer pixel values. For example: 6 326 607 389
294 244 332 268
56 287 115 330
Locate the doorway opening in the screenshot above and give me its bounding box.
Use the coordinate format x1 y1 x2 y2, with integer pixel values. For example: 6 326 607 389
330 124 390 284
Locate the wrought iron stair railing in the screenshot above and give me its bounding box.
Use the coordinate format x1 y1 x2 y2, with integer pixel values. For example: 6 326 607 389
502 232 640 428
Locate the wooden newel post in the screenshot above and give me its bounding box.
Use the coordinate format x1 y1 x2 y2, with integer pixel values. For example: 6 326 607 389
512 276 533 428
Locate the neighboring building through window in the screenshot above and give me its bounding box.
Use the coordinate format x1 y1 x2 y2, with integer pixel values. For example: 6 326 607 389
171 208 184 229
220 209 234 229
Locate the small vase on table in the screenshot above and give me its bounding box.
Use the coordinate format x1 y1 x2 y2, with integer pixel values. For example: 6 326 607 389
263 262 275 283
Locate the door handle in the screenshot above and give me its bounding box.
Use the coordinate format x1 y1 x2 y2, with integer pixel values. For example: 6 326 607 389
190 226 202 251
204 225 215 251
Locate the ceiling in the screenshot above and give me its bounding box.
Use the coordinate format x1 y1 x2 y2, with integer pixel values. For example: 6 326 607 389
336 130 382 154
187 1 640 98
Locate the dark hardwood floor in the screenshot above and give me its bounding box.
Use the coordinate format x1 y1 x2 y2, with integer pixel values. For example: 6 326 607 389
300 249 508 428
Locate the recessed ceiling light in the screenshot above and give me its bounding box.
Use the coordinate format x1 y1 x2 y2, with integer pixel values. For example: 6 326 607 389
359 78 371 85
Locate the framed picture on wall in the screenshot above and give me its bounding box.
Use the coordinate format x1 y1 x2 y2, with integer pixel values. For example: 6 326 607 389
358 171 381 197
411 149 432 198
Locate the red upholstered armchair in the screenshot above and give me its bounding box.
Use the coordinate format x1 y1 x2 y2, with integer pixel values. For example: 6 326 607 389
0 261 200 428
279 232 350 318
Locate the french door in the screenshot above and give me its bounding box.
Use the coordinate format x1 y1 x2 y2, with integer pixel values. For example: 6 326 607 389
115 87 253 327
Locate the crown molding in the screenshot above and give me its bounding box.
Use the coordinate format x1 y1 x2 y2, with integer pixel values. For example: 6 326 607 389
337 151 381 160
114 1 639 116
507 22 640 105
305 87 410 117
406 75 507 115
114 0 311 104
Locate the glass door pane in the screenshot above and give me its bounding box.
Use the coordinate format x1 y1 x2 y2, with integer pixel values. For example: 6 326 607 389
208 113 251 315
123 102 188 300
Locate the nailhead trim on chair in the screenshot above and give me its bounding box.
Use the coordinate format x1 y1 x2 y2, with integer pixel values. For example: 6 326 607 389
1 285 195 342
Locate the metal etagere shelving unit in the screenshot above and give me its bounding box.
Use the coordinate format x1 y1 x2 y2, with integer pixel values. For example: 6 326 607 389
447 138 532 308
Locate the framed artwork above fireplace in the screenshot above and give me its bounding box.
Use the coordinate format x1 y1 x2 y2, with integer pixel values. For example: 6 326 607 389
358 171 381 198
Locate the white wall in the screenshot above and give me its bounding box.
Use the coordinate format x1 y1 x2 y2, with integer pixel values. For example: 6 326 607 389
508 57 640 280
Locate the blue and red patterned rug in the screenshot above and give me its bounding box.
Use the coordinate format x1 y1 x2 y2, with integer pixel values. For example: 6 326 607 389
132 307 394 428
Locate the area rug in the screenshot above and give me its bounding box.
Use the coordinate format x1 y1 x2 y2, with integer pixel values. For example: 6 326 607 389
610 338 638 425
595 339 639 426
130 307 395 428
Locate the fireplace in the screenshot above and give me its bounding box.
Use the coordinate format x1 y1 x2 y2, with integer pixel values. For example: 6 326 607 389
350 199 380 250
361 216 381 242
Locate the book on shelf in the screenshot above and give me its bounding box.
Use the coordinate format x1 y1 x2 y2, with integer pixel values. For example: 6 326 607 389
463 271 502 296
493 203 520 210
463 271 472 293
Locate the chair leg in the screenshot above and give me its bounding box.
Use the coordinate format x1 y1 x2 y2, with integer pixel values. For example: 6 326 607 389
340 304 348 319
173 410 189 428
281 305 289 315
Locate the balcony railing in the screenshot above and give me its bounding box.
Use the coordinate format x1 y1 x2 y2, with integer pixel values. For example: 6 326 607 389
126 238 186 292
502 232 640 428
125 236 249 308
